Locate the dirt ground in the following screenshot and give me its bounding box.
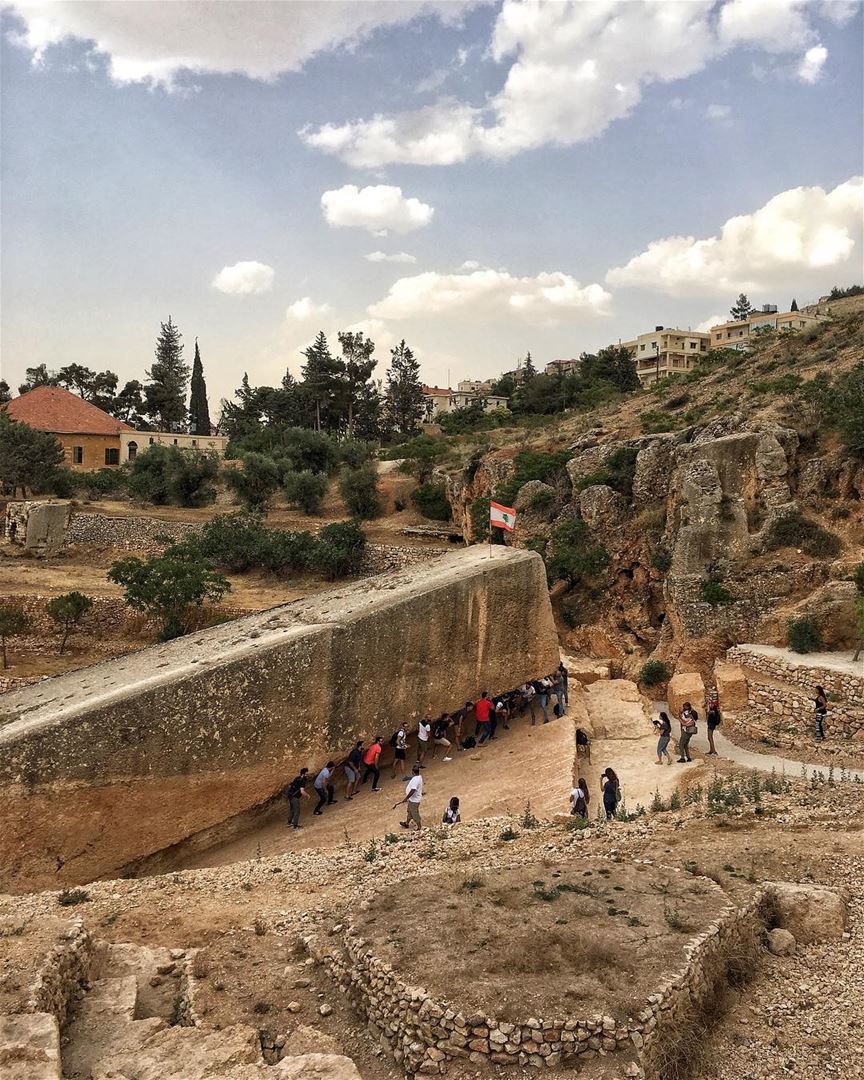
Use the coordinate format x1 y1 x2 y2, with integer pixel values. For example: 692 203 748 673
354 858 728 1022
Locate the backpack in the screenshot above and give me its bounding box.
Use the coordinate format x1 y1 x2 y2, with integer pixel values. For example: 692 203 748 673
389 731 399 748
462 735 477 749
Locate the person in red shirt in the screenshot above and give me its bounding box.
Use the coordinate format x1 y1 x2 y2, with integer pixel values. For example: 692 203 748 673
475 692 493 745
361 737 383 791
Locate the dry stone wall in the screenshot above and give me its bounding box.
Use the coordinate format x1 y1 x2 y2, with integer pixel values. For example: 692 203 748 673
0 549 558 892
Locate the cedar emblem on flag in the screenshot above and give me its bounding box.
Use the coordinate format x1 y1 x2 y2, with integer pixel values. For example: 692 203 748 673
490 501 517 532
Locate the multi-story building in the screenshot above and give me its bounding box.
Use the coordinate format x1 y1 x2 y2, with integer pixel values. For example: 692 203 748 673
456 379 493 394
619 327 711 385
543 358 580 375
4 385 228 468
422 385 509 420
708 306 825 351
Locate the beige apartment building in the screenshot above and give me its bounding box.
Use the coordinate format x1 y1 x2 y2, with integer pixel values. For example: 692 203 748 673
119 430 228 462
620 327 711 385
708 307 824 351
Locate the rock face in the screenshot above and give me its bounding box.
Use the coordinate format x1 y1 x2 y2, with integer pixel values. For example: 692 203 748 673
667 672 706 717
577 485 627 527
0 1012 60 1080
583 679 652 739
0 549 559 893
768 883 847 944
275 1054 361 1080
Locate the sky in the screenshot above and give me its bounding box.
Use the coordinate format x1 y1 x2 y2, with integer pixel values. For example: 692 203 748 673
1 0 862 412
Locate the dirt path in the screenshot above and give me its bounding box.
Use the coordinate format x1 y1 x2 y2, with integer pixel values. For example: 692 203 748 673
715 729 864 781
181 709 578 869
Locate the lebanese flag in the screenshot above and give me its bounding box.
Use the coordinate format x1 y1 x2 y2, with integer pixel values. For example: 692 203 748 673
490 501 517 532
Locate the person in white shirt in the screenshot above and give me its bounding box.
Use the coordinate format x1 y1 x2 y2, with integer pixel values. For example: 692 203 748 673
394 763 423 830
417 714 431 767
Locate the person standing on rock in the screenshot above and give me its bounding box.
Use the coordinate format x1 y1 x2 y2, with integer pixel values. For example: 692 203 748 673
706 697 721 756
395 763 423 830
814 686 829 742
552 670 566 717
344 740 364 799
313 761 336 815
677 703 698 763
534 676 551 724
653 712 672 765
362 737 383 791
601 768 620 820
391 723 408 780
285 768 310 829
558 661 569 709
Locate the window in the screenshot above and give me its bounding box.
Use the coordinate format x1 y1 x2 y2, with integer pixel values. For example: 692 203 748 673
127 441 138 461
173 438 178 445
72 446 84 465
191 439 197 447
640 344 646 351
651 341 657 349
689 341 697 349
149 437 155 445
105 448 120 466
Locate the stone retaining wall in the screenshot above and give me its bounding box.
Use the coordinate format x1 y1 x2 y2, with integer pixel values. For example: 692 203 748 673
27 922 94 1027
304 860 770 1078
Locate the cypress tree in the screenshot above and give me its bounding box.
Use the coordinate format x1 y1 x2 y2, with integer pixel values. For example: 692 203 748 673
790 298 799 312
188 339 212 435
145 316 189 431
384 339 424 437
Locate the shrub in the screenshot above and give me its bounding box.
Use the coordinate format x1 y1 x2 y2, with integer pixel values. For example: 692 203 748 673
315 521 366 579
382 434 447 481
470 497 491 542
339 439 375 469
411 482 451 520
45 591 93 654
259 529 318 575
274 428 339 475
651 548 672 572
339 465 382 519
128 445 218 508
788 617 822 653
57 888 89 907
527 485 555 512
764 511 841 558
700 579 733 606
544 516 610 586
80 467 127 499
639 660 670 687
224 453 280 509
283 470 327 515
194 512 269 572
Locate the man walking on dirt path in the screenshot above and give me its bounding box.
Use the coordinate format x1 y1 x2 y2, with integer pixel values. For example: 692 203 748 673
285 768 310 829
395 763 424 830
362 738 383 791
475 692 493 744
313 761 336 814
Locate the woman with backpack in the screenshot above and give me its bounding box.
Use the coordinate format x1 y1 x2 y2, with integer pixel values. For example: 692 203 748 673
570 777 590 819
601 768 620 820
653 712 672 765
706 697 721 756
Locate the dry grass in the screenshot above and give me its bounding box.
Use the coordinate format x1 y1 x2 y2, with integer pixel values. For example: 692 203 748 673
353 860 728 1022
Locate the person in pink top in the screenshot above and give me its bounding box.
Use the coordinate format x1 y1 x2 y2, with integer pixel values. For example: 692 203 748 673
474 691 493 744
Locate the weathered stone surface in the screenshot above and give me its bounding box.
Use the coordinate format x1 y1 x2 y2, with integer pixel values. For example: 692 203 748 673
767 928 797 956
514 480 555 513
667 672 706 717
0 1012 60 1080
583 679 652 740
0 548 558 892
713 663 748 711
275 1054 362 1080
4 501 70 557
768 883 847 944
577 485 627 527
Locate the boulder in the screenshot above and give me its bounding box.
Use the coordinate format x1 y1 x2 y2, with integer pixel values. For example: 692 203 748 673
577 484 627 527
667 672 706 717
276 1054 362 1080
583 679 652 740
713 663 748 711
766 928 797 956
514 480 555 513
565 657 612 686
768 883 847 944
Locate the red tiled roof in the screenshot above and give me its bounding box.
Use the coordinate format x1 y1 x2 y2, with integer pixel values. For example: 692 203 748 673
4 386 135 435
422 385 452 396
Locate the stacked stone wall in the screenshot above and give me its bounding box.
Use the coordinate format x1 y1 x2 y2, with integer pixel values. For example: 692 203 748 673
27 922 94 1027
305 861 770 1079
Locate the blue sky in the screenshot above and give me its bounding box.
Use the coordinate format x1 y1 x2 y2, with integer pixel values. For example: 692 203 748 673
1 1 862 409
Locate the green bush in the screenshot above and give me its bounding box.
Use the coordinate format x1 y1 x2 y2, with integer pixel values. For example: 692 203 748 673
639 660 670 686
576 446 638 499
700 579 734 606
283 470 327 515
192 512 268 572
128 445 218 508
80 467 128 499
764 511 841 558
527 485 556 512
223 453 281 509
651 548 672 572
382 434 447 481
410 482 451 520
787 617 822 653
339 439 375 469
47 467 80 498
339 464 382 519
470 497 491 542
315 521 366 579
544 516 610 586
260 528 318 575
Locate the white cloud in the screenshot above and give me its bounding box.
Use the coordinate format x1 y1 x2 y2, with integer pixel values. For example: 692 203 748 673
6 1 480 87
343 317 396 356
460 259 482 270
321 185 434 235
301 0 837 167
212 261 274 295
695 314 726 332
798 44 828 83
368 268 611 323
286 297 331 321
606 177 864 296
705 103 732 124
365 251 417 264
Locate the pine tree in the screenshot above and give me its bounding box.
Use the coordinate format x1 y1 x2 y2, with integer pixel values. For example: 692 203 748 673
384 340 424 437
730 293 754 321
188 339 212 435
522 351 536 380
145 316 189 431
337 330 377 436
790 298 799 312
301 331 344 432
0 380 11 404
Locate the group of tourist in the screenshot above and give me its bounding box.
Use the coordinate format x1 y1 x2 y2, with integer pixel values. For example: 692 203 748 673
283 663 570 831
652 697 722 766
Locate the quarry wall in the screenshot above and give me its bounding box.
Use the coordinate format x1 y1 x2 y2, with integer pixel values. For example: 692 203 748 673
0 548 558 893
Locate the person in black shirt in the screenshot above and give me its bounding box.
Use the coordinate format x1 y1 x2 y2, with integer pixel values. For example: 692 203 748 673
706 698 721 756
344 740 364 799
285 768 310 829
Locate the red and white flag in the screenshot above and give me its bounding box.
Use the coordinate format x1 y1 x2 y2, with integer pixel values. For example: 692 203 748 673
490 501 517 532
